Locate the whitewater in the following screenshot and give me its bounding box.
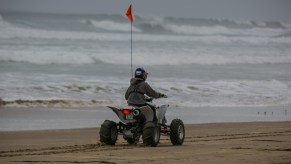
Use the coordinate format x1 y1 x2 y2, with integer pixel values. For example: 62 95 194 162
0 12 291 107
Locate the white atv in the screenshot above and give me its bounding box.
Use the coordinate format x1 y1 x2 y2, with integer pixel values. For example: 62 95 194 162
99 96 185 147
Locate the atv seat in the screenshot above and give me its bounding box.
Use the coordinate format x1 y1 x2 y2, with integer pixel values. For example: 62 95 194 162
146 102 156 111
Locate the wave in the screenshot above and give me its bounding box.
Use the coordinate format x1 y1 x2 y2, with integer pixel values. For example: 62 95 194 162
2 46 291 67
0 99 122 108
176 79 291 107
232 20 286 29
0 49 106 64
138 20 287 36
1 12 290 39
0 12 291 66
0 14 10 27
1 47 291 65
1 79 290 107
274 31 291 38
0 21 290 44
82 19 141 32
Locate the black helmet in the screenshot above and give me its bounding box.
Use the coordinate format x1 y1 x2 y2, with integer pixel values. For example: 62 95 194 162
135 68 148 80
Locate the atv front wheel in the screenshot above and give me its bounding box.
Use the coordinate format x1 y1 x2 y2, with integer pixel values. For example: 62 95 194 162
142 122 160 147
99 120 118 145
170 119 185 145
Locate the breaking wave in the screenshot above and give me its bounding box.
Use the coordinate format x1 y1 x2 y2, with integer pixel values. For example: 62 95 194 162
1 47 291 65
82 19 141 32
0 13 290 66
0 99 125 108
0 13 290 39
1 79 290 107
274 31 291 38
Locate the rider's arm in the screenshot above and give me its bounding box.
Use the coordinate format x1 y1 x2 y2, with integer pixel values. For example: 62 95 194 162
144 82 163 98
125 87 130 100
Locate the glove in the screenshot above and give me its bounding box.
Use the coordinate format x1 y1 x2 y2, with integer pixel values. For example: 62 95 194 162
160 93 168 98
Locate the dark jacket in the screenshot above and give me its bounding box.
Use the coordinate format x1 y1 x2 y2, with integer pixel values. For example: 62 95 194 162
125 78 163 105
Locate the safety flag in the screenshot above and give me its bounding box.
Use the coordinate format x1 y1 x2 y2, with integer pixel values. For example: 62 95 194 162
126 5 134 23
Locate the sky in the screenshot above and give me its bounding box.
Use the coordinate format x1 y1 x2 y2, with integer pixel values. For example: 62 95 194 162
0 0 291 22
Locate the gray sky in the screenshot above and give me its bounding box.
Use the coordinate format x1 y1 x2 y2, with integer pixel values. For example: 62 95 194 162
0 0 291 22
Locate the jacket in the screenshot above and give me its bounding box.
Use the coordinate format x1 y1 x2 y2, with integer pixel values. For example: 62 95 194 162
125 78 163 105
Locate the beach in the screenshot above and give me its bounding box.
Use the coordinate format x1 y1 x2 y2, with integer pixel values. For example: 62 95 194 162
1 103 290 164
1 11 291 164
0 121 290 164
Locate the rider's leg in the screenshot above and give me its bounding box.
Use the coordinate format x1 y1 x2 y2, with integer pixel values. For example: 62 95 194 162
152 108 158 122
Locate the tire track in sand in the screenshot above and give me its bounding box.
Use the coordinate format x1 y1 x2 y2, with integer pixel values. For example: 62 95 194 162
0 143 135 158
185 130 291 142
1 131 290 158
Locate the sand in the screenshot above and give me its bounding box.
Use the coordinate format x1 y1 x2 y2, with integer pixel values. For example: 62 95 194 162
0 122 291 164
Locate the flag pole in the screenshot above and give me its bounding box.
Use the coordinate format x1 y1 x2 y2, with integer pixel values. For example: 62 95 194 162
126 4 134 78
131 17 133 78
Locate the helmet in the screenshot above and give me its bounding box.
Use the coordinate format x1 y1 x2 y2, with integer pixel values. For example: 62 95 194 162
135 68 148 80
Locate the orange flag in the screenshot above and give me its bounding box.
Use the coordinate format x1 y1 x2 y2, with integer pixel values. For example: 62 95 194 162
126 5 134 23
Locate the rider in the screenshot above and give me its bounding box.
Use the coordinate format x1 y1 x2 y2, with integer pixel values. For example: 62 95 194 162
125 68 167 120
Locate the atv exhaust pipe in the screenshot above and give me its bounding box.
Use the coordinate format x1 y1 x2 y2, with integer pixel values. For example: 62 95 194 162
133 109 140 116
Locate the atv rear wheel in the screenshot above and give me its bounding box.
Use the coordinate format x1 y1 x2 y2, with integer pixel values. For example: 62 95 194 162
99 120 118 145
142 122 160 147
170 119 185 145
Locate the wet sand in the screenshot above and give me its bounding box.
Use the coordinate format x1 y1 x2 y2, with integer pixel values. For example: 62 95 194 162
1 105 290 131
1 122 291 164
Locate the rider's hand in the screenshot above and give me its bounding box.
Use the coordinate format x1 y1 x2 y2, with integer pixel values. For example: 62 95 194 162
160 93 168 98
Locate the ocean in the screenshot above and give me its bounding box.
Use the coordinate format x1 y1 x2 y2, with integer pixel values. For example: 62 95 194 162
1 12 291 108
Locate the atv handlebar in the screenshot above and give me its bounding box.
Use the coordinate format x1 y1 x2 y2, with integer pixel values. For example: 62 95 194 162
162 95 168 98
145 94 167 102
145 96 153 102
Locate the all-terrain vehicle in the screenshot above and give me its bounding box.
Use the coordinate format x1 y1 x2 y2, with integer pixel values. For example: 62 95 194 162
99 96 185 147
